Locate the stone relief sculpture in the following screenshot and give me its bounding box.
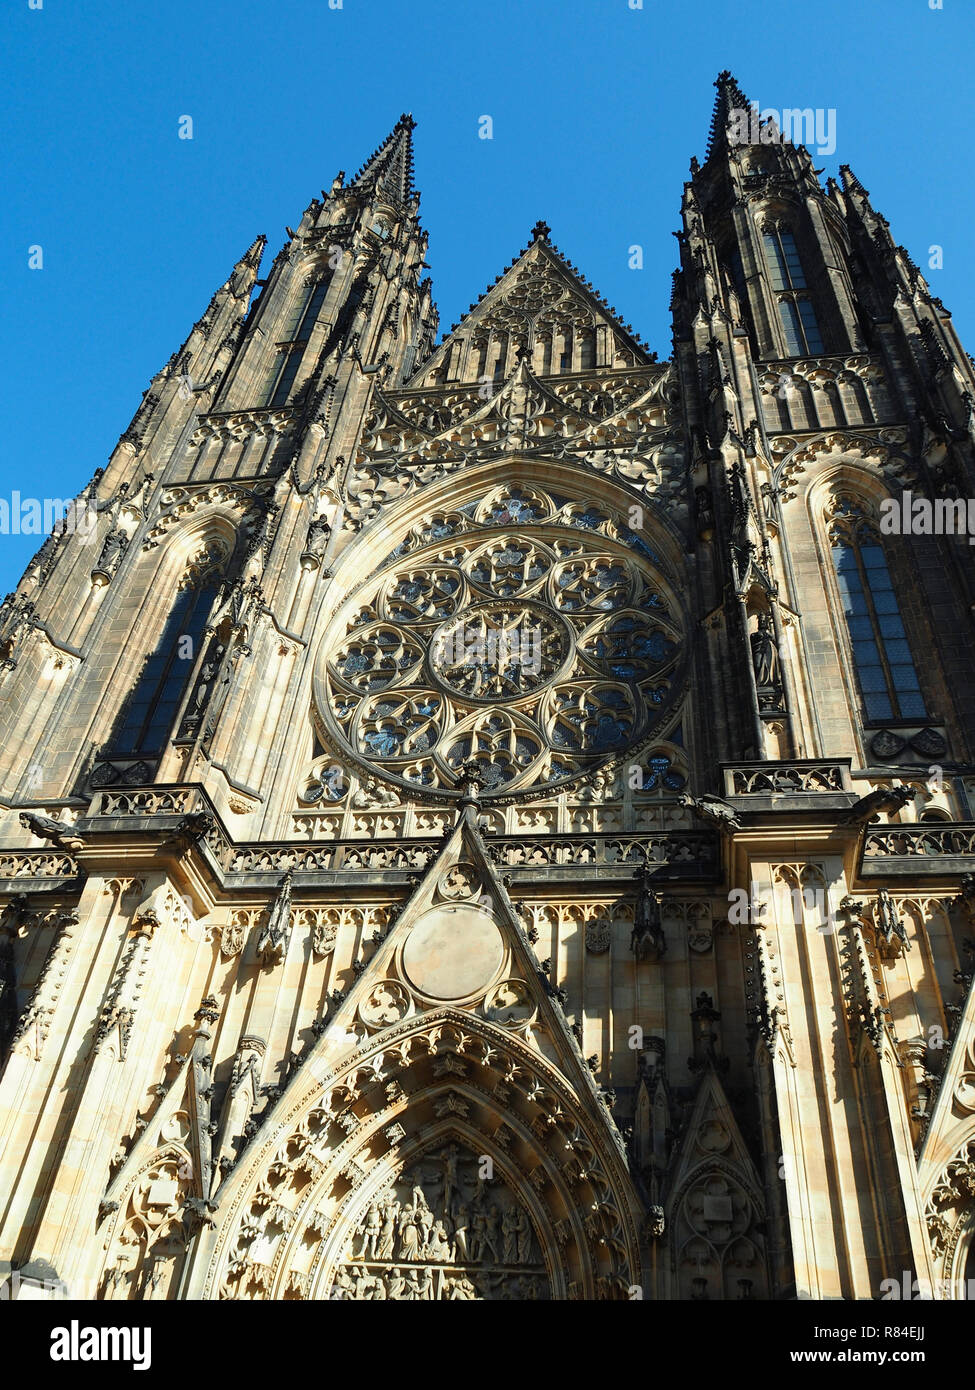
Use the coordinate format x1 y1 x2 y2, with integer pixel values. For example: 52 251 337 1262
328 1143 548 1300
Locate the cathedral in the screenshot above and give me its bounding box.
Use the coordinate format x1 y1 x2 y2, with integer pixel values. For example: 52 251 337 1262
1 72 974 1303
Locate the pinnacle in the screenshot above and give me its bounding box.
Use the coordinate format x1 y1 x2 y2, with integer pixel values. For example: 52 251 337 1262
705 69 753 162
241 234 267 265
839 164 870 198
350 115 417 206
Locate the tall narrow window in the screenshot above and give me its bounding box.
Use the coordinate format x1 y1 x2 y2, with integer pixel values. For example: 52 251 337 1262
764 228 806 291
763 227 824 355
827 497 927 722
262 276 331 408
112 578 220 755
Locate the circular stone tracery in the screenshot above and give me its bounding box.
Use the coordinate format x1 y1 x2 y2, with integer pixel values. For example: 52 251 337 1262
315 489 684 797
430 602 569 702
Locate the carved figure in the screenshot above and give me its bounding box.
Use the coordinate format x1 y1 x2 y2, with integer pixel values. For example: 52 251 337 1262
631 867 666 960
749 610 779 686
678 792 741 832
839 784 915 826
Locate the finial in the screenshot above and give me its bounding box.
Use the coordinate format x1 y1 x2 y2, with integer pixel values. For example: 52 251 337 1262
531 220 551 243
458 760 484 806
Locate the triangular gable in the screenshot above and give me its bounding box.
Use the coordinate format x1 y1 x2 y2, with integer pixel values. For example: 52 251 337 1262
407 236 652 389
667 1065 764 1205
315 802 629 1135
197 801 647 1299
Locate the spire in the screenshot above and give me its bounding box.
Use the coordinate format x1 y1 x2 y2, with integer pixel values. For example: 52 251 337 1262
705 69 752 161
225 235 266 298
350 114 417 206
184 235 265 341
238 234 267 270
839 164 870 199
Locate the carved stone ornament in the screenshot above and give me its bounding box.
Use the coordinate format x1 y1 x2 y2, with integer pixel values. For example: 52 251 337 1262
220 914 249 957
482 979 535 1026
358 980 413 1029
326 1143 549 1301
687 922 714 954
438 863 481 901
584 919 611 954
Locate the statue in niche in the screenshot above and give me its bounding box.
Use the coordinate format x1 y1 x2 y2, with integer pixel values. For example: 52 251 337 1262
397 1206 422 1262
305 516 330 557
190 644 226 717
442 1145 460 1214
357 1203 382 1259
750 610 780 688
94 528 128 579
376 1204 396 1260
502 1208 519 1264
453 1201 471 1261
631 866 665 960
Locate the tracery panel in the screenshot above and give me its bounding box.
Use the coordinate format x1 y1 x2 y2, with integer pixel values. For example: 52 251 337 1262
315 484 686 797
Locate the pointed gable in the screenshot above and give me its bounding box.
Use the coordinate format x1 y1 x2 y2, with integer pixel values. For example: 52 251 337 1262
200 802 646 1300
407 225 653 389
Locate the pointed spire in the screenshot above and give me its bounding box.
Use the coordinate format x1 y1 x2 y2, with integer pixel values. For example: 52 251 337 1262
350 114 416 206
839 164 870 199
705 69 752 161
239 234 267 268
224 234 266 298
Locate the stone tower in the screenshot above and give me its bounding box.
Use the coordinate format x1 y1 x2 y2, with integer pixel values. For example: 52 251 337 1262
1 82 974 1302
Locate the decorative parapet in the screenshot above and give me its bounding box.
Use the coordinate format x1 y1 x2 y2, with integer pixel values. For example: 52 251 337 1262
860 823 975 877
487 833 717 873
33 784 719 889
80 784 234 871
0 850 80 883
722 760 852 804
96 788 197 818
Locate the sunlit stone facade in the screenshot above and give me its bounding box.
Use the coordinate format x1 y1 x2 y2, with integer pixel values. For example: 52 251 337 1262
2 79 974 1302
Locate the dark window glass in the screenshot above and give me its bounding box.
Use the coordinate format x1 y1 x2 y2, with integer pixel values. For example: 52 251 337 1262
831 533 927 722
112 583 219 755
777 297 824 356
263 276 331 407
765 229 823 354
764 230 807 290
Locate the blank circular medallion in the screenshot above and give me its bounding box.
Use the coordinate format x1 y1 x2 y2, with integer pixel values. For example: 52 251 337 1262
402 904 503 1000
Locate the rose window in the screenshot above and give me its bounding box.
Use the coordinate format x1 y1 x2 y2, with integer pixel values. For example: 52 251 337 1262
315 487 684 796
431 603 568 701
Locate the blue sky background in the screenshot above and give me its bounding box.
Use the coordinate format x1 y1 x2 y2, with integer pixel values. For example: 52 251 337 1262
2 0 972 592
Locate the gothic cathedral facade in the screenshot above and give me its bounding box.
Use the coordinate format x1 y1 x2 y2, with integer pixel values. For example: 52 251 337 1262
2 75 974 1303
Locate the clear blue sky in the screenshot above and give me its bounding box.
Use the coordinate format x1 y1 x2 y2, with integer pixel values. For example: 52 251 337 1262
2 0 972 593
